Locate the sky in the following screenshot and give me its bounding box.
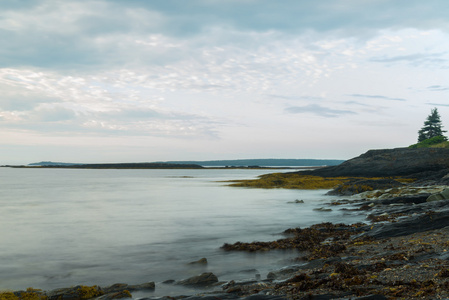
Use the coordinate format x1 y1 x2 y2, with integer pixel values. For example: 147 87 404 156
1 0 449 164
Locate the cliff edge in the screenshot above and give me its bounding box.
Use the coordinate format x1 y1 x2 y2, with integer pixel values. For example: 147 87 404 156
302 147 449 178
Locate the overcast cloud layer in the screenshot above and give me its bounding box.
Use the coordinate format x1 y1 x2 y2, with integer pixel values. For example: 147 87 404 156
1 0 449 164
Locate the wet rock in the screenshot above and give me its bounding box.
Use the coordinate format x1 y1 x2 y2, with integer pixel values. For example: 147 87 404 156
427 188 449 201
313 207 332 212
267 261 329 280
267 265 302 280
127 282 155 291
102 282 155 293
188 258 208 265
358 210 449 239
162 279 175 284
327 179 405 196
102 284 128 294
371 193 430 205
179 293 237 300
354 186 443 200
47 285 103 300
177 272 219 286
96 290 132 300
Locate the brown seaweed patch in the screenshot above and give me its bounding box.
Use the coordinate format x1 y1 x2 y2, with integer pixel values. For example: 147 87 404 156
226 173 414 191
221 222 366 259
226 173 350 189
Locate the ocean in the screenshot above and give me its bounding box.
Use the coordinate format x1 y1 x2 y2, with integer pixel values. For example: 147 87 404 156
0 167 364 296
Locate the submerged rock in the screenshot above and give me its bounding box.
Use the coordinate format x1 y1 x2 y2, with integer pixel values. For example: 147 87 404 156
102 282 155 293
313 207 332 212
177 272 219 286
188 257 208 265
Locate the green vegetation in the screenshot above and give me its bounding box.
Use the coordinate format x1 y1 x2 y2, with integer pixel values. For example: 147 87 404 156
417 108 447 142
409 108 448 148
409 135 449 148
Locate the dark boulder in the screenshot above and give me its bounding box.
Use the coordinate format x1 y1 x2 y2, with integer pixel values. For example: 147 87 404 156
188 258 208 265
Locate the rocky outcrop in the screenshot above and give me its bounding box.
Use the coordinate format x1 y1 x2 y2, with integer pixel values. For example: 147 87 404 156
327 178 405 196
302 147 449 178
358 208 449 240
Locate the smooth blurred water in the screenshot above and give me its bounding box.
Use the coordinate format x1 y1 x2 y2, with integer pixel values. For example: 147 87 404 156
0 168 363 295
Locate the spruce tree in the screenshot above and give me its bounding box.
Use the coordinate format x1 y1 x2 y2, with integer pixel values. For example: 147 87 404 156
417 108 447 142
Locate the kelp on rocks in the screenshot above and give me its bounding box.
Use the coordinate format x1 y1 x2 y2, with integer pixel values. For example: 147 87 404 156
227 173 351 189
226 173 414 193
221 222 367 260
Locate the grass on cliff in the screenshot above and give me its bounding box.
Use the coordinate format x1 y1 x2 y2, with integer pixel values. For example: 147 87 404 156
409 136 449 149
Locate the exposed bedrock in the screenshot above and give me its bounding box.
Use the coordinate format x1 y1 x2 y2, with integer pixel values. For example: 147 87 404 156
300 147 449 178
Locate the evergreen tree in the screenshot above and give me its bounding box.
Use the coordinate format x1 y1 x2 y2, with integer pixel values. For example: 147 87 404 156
417 108 447 142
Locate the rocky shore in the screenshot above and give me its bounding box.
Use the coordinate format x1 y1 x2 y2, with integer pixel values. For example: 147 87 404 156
3 147 449 300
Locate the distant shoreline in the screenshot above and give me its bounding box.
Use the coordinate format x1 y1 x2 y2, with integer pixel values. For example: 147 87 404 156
3 164 323 170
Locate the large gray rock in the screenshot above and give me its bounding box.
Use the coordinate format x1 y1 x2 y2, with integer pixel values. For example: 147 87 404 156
358 209 449 240
177 272 219 286
301 147 449 178
102 282 155 293
427 188 449 202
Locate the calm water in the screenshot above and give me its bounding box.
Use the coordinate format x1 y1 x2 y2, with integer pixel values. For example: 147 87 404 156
0 168 363 296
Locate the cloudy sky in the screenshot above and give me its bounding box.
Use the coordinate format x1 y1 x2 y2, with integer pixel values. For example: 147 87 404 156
1 0 449 164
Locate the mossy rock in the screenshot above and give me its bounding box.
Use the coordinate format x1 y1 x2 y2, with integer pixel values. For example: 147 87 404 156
47 286 103 300
0 292 19 300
